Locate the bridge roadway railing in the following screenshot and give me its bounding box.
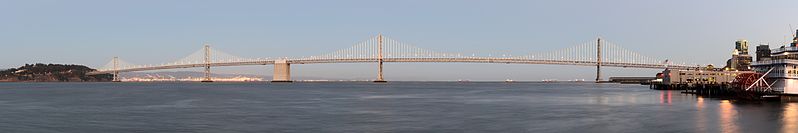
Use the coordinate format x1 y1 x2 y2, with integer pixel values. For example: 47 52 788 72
87 57 696 75
289 57 695 69
87 60 276 75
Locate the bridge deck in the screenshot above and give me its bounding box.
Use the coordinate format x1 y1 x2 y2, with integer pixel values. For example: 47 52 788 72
87 58 696 75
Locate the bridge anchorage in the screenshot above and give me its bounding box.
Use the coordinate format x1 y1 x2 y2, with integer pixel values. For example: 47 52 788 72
89 34 702 82
272 59 291 82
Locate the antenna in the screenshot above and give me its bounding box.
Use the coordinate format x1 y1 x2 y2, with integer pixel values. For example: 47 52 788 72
791 24 796 38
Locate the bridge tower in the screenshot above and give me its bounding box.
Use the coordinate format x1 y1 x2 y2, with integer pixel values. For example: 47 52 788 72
201 44 213 82
596 37 602 83
112 56 121 82
375 33 387 83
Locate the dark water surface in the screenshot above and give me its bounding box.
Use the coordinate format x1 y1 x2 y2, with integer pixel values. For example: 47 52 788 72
0 82 796 133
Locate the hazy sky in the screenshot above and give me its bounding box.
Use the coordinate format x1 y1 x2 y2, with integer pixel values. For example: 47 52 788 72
2 0 798 81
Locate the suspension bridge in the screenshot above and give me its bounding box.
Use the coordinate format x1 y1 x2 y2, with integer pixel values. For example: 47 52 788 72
87 34 702 82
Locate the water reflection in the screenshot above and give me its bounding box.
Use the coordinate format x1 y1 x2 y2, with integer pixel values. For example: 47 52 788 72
782 103 798 133
660 91 672 105
696 97 705 109
719 100 739 133
695 97 707 133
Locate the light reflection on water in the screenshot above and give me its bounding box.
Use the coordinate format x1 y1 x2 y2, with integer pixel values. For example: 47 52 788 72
782 103 798 133
719 100 739 133
688 96 798 133
696 97 707 133
660 91 673 105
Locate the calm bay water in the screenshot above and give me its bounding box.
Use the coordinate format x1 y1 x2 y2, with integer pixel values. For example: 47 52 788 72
0 82 795 133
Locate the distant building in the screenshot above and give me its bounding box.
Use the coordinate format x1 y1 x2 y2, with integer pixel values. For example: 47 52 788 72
756 44 771 61
661 69 752 86
736 40 749 55
724 40 753 71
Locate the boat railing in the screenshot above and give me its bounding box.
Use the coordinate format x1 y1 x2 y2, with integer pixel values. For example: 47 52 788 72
753 59 798 65
772 46 798 53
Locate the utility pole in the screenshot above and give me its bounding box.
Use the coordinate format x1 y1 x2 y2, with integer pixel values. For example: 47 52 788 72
375 33 387 82
202 44 213 82
112 57 120 82
596 37 602 83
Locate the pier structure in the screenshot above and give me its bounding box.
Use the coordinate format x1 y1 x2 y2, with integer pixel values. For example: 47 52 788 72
649 69 785 100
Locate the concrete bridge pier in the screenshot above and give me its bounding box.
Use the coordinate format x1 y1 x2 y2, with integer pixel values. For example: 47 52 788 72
272 60 292 82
